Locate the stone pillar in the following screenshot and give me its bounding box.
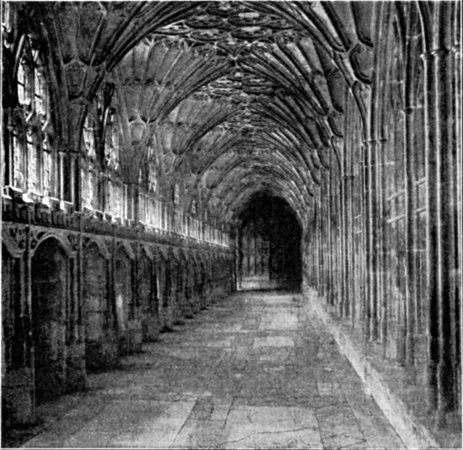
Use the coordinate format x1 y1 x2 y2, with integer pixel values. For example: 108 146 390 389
433 43 454 425
421 47 439 413
65 248 87 394
403 106 416 369
367 138 379 341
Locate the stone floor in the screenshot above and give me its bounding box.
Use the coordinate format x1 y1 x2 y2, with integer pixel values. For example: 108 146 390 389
237 275 297 291
21 291 404 449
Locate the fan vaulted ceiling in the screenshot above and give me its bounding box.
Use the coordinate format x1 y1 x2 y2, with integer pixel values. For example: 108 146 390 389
31 1 376 223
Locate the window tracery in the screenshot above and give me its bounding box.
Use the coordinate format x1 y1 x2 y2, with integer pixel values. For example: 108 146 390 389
4 34 53 201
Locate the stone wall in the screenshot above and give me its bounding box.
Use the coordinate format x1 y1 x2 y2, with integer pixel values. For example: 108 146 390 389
1 209 233 430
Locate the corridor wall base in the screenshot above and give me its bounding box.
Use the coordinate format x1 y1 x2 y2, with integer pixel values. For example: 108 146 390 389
303 287 441 450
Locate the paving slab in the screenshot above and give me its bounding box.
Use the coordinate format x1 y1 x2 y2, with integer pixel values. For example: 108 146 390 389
220 406 322 449
20 291 404 449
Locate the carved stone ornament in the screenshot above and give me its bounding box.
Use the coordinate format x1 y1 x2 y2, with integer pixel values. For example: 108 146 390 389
2 225 27 255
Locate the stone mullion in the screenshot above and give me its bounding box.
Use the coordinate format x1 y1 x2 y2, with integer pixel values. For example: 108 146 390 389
128 182 138 223
58 151 65 202
3 113 13 188
71 151 80 209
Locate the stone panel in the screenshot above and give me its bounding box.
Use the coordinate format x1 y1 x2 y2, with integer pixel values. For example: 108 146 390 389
83 243 118 370
31 238 68 403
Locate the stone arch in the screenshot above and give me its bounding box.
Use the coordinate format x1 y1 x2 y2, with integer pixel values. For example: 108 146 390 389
31 233 74 258
82 241 117 370
31 237 69 403
119 240 136 260
83 237 110 260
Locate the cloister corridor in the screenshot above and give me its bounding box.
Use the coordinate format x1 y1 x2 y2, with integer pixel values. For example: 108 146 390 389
2 2 461 448
18 289 403 449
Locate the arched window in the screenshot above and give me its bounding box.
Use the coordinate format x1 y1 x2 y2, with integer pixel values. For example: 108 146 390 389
105 110 120 173
83 114 96 159
4 34 53 201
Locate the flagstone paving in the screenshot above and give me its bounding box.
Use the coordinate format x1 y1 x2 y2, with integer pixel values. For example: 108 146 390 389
22 291 404 449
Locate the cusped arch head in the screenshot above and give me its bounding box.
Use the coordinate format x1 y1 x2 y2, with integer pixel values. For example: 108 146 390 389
196 252 206 268
83 238 110 260
115 241 135 261
178 247 188 263
169 246 180 261
31 234 73 258
1 230 25 258
189 250 199 267
157 245 169 261
141 243 155 261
